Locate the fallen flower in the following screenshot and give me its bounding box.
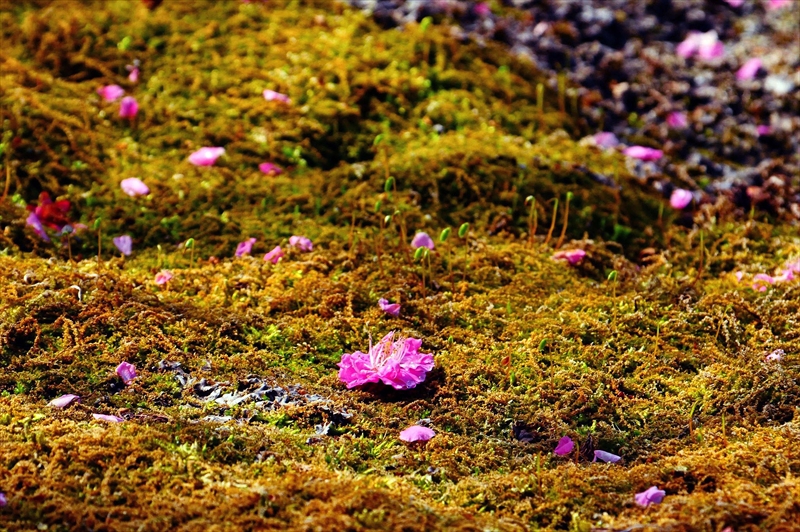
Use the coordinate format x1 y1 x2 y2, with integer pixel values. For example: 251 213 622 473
593 450 622 463
635 486 666 507
113 235 133 256
93 413 124 423
411 232 435 250
116 361 137 384
553 249 586 266
25 212 50 242
677 31 724 61
236 237 257 257
399 425 436 442
670 189 693 209
259 162 283 175
765 349 784 362
289 235 313 252
623 146 663 161
263 89 291 103
667 111 688 129
27 191 70 231
188 147 225 166
264 245 285 264
119 96 139 118
49 394 80 408
97 84 125 102
378 298 401 317
155 270 173 285
736 58 763 81
338 331 434 390
554 436 574 456
120 177 150 197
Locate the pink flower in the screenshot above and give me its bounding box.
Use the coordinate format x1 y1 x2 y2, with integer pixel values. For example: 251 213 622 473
49 394 80 408
120 177 150 197
378 298 401 317
155 270 173 285
554 436 574 456
670 189 693 209
119 96 139 119
593 132 619 148
765 349 784 362
399 425 436 442
263 245 285 264
737 58 762 81
263 89 291 104
752 273 775 291
26 212 50 242
97 84 125 102
113 235 133 256
115 361 137 384
289 235 313 252
677 31 724 60
553 249 586 266
411 232 435 250
474 2 491 16
236 237 256 257
128 67 140 83
338 331 434 390
635 486 666 507
188 147 225 166
767 0 790 9
593 450 621 463
735 271 745 282
623 146 663 161
756 125 772 136
667 112 688 129
93 413 124 423
259 162 283 175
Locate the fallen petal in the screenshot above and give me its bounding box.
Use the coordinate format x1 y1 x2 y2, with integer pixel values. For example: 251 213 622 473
113 235 133 256
670 189 693 210
554 436 574 456
635 486 666 506
120 177 150 197
115 361 137 384
93 413 124 423
593 450 622 463
188 147 225 166
399 425 435 442
49 394 80 408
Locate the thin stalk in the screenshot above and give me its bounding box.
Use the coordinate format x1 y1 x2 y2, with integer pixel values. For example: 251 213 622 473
536 83 544 130
544 199 559 247
2 156 10 201
555 192 572 249
97 228 102 268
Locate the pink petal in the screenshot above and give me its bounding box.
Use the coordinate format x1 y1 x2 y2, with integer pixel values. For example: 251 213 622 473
288 235 313 252
593 132 619 148
736 58 762 81
670 189 693 209
666 112 688 129
120 177 150 197
26 212 51 242
0 492 6 507
593 450 621 463
378 298 401 317
411 232 435 250
155 270 173 285
97 84 125 102
49 394 80 408
554 436 574 456
399 425 435 442
115 361 137 384
235 238 256 257
756 125 772 136
623 146 664 161
128 67 140 83
112 235 133 256
767 0 790 10
263 89 291 104
259 162 283 175
553 249 586 266
635 486 666 506
474 2 491 16
93 413 124 423
188 147 225 166
263 245 285 264
676 33 700 58
119 96 139 118
725 0 744 6
765 349 784 362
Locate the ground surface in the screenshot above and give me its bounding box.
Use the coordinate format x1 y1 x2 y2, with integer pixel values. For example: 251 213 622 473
0 1 799 531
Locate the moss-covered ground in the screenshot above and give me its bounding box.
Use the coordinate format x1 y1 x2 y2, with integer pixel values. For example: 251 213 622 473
0 1 798 530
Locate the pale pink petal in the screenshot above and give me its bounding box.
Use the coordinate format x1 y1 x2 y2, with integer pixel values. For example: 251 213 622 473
263 245 285 264
725 0 744 6
120 177 150 197
378 298 401 317
263 89 291 104
288 236 313 252
399 425 435 442
188 147 225 166
93 413 124 423
553 249 586 266
49 394 80 408
670 189 693 209
768 0 790 10
155 270 173 285
666 112 688 128
128 67 140 83
593 450 621 463
411 232 435 250
635 486 666 506
97 84 125 102
115 361 137 384
623 146 664 161
765 349 784 362
737 58 762 81
113 235 133 256
676 33 700 58
593 132 619 148
236 238 256 257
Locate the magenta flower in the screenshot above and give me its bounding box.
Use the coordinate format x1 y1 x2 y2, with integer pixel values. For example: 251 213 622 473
119 96 139 119
259 162 283 175
666 112 688 129
737 58 762 81
120 177 150 197
623 146 664 161
115 361 137 384
264 245 285 264
48 394 80 408
97 84 125 102
26 212 51 242
411 232 435 250
677 31 724 60
554 436 574 456
635 486 666 507
113 235 133 256
263 89 291 104
670 189 693 209
338 331 434 390
93 413 124 423
399 425 436 442
756 125 772 136
593 132 619 148
474 2 491 16
188 147 225 166
553 249 586 266
593 450 622 463
765 349 784 362
155 270 173 285
378 298 401 317
289 235 313 252
236 237 257 257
